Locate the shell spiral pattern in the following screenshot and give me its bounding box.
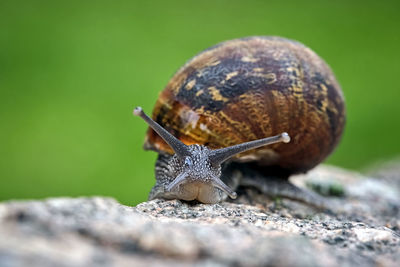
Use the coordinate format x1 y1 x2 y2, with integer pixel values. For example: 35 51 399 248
144 36 345 174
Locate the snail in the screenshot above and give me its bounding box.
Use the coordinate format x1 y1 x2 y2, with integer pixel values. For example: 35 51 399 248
134 36 345 205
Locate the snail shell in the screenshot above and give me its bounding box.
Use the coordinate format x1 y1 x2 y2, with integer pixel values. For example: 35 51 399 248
144 36 345 175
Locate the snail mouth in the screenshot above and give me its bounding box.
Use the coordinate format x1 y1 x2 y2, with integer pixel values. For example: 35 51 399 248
166 173 237 200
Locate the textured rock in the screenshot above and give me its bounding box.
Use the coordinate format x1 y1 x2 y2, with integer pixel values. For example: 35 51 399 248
0 165 399 267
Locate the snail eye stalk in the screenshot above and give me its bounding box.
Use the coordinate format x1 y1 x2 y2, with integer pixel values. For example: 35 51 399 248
133 107 190 158
209 133 290 165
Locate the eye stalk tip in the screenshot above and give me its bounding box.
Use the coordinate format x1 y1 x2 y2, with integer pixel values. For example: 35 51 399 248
231 192 237 199
281 132 290 143
133 106 143 116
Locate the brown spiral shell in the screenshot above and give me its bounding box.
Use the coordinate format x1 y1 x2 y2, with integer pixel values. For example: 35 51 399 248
144 36 346 174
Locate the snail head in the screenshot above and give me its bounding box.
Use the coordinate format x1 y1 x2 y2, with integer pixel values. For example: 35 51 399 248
133 106 290 201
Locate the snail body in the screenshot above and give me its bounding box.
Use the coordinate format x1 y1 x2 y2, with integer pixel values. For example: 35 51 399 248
134 36 345 204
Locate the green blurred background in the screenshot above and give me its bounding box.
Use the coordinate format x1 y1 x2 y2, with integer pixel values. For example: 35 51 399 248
1 0 399 205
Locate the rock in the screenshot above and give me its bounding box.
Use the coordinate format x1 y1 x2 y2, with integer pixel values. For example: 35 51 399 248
366 157 400 191
0 165 399 267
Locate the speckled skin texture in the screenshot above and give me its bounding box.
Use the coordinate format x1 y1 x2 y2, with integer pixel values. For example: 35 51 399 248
145 36 345 175
151 145 227 204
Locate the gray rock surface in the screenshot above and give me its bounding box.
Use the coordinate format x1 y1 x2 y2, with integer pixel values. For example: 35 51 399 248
0 165 399 267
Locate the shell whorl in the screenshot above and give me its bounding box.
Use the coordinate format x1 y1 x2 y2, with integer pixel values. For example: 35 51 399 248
145 36 345 174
